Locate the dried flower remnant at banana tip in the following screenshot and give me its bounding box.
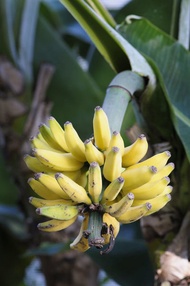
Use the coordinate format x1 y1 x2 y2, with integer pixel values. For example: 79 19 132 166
25 106 174 254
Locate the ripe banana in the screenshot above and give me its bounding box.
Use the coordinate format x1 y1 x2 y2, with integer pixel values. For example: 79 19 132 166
55 173 92 204
104 193 134 217
116 203 152 223
103 147 122 182
64 121 86 162
134 194 171 215
35 173 70 200
101 176 125 203
102 213 120 245
70 215 90 252
33 148 84 171
88 162 102 203
37 215 78 232
24 154 53 173
122 165 157 191
161 185 173 195
30 136 60 152
38 123 62 151
122 176 170 200
127 151 171 171
93 106 111 150
150 162 175 182
28 178 60 200
75 168 88 188
29 196 76 208
84 139 104 166
48 116 70 152
122 134 148 167
36 204 79 220
105 131 125 156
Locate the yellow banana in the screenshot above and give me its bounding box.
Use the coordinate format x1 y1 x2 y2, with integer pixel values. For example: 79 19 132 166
30 136 61 152
161 185 173 195
33 148 84 171
150 162 175 182
37 215 78 232
102 213 120 245
122 176 170 200
38 123 62 150
122 165 157 191
24 154 53 173
55 173 92 204
103 147 122 182
127 151 171 171
36 204 79 220
105 131 125 156
28 178 60 200
84 139 104 166
103 193 134 217
35 173 70 200
70 215 90 252
48 116 70 152
29 196 76 208
64 121 86 162
101 176 125 203
75 168 88 188
88 162 102 203
61 170 81 182
116 203 152 223
122 134 148 167
93 106 111 150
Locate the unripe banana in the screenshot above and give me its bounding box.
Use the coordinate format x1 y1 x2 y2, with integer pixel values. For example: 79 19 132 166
102 213 120 245
70 215 90 252
30 136 61 152
103 147 122 181
55 173 92 205
122 176 170 200
38 123 62 150
104 193 134 217
28 178 60 200
84 139 104 166
105 131 125 156
64 121 86 162
37 215 78 232
35 173 70 200
33 148 84 171
48 116 70 152
150 163 175 182
101 176 125 203
116 203 152 223
122 165 157 191
24 154 53 173
29 196 76 208
93 106 111 150
36 204 79 220
127 151 171 171
88 162 102 203
122 134 148 167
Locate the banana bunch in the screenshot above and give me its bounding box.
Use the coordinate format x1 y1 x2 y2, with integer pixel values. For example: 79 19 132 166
26 106 175 254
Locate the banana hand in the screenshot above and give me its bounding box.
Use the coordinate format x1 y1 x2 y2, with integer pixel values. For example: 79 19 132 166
37 215 78 232
101 176 125 203
103 193 134 217
36 204 79 220
103 147 122 181
84 139 104 166
88 162 102 203
70 215 90 252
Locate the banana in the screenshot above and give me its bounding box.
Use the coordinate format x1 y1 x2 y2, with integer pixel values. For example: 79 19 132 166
103 147 122 182
35 173 70 200
101 176 125 203
88 162 102 203
55 173 92 204
29 196 76 208
48 116 70 152
122 165 157 191
116 203 152 223
103 193 134 217
37 215 78 232
64 121 86 162
122 176 170 200
24 154 53 173
105 131 125 156
127 151 171 171
30 136 61 152
75 168 88 188
122 134 148 167
28 178 60 200
38 123 62 150
93 106 111 150
33 148 84 171
84 139 104 166
62 170 81 182
150 162 175 182
36 204 79 220
102 213 120 245
70 215 90 252
161 185 173 195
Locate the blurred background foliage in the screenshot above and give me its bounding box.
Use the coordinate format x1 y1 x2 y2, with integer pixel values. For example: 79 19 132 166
0 0 190 285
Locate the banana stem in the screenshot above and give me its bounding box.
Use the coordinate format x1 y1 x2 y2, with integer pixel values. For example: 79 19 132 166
102 71 145 133
88 210 104 248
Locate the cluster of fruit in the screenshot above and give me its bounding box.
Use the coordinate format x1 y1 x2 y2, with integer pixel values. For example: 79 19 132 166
25 106 174 252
